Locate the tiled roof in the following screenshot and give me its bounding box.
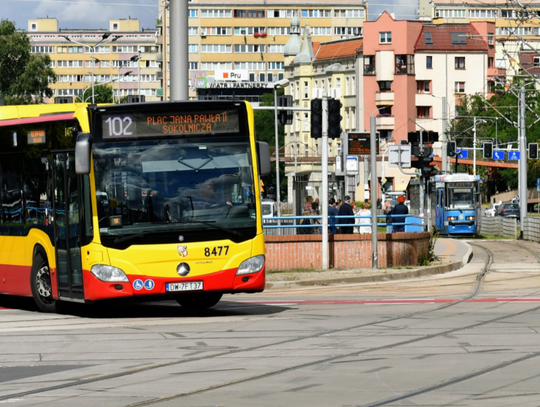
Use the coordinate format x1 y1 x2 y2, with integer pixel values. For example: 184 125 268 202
314 38 363 61
415 24 487 52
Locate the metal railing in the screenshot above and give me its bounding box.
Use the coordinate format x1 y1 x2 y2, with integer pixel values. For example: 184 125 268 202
262 214 425 236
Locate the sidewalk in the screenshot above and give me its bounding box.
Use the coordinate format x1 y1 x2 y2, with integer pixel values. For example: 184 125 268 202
266 238 472 289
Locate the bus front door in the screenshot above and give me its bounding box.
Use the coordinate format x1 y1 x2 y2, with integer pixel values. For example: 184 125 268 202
53 152 84 300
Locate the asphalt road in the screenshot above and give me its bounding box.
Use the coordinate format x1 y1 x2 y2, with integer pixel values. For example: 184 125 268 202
1 240 540 407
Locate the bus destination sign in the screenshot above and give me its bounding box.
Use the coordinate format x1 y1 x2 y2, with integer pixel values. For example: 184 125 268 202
100 109 241 139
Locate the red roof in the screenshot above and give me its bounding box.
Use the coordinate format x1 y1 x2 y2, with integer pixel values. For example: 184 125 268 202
314 38 363 62
415 24 487 52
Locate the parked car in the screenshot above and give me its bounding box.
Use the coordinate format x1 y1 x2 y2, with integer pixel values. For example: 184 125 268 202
496 203 520 219
484 201 502 217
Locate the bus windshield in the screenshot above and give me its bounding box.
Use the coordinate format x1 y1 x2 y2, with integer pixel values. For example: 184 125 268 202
447 187 474 209
93 138 256 247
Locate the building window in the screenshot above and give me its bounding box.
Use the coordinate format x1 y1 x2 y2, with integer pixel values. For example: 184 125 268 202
31 23 37 31
534 56 540 67
416 80 430 93
426 56 433 69
416 106 431 118
112 23 119 30
455 57 466 69
364 56 375 75
455 81 465 93
396 55 414 74
378 81 392 92
488 57 494 68
379 32 392 44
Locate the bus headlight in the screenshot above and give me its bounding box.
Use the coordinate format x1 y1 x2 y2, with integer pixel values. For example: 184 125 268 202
236 255 265 275
91 265 129 282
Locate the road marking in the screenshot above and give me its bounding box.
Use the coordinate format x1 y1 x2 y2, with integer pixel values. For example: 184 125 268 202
243 298 540 305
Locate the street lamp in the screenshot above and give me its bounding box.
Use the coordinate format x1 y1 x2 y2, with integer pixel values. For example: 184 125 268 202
130 51 142 102
61 33 121 104
116 68 133 103
273 78 289 224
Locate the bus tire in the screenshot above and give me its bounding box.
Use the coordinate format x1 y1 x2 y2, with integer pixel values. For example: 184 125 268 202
30 253 57 313
176 292 222 310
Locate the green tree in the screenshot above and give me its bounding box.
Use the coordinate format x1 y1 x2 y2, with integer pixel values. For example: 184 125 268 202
75 83 113 104
0 19 56 104
254 91 287 200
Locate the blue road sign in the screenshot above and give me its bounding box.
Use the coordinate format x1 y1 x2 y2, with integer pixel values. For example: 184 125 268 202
457 149 468 159
537 178 540 193
508 151 520 160
493 150 505 160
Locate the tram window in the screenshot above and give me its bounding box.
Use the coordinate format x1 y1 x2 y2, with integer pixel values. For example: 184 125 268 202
448 188 473 208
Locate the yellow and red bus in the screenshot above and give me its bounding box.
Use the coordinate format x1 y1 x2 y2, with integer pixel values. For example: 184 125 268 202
0 101 270 312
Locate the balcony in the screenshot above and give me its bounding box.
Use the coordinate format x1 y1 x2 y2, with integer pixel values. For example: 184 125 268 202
375 92 394 105
156 53 163 61
156 18 162 26
376 115 394 129
415 93 434 107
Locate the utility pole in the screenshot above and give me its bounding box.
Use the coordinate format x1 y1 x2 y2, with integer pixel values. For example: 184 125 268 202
169 0 189 100
519 86 528 226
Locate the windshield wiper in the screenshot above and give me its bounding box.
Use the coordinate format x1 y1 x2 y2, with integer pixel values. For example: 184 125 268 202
183 220 243 237
113 231 152 245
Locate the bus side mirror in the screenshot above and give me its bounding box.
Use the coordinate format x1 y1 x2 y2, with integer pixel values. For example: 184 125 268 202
256 141 271 176
75 133 93 174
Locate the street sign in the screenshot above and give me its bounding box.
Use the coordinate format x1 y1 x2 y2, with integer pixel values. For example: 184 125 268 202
346 156 359 174
508 151 520 160
457 149 468 159
493 150 505 160
347 132 379 155
537 178 540 193
388 144 411 168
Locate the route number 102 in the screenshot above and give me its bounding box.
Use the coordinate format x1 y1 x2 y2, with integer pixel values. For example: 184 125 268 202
105 116 134 137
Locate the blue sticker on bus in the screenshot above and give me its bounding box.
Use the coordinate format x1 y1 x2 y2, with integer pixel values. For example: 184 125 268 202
133 279 144 290
144 279 155 290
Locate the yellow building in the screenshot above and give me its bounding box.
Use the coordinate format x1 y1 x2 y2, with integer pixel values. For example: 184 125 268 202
27 18 162 103
156 0 367 102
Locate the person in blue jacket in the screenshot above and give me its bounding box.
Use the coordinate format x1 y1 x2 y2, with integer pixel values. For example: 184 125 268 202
392 195 409 233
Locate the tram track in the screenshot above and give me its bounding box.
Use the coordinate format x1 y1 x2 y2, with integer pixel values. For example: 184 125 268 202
2 240 540 406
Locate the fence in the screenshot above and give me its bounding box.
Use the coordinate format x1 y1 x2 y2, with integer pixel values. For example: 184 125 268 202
522 217 540 242
480 216 518 238
263 214 425 236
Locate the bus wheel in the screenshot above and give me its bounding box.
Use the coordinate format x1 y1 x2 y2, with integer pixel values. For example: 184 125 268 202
176 292 223 310
31 253 57 313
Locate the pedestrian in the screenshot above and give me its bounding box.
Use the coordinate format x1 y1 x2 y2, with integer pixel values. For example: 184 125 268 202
328 198 338 234
304 195 314 214
338 195 355 234
298 210 312 234
392 195 409 233
384 199 393 234
311 201 320 234
358 202 371 234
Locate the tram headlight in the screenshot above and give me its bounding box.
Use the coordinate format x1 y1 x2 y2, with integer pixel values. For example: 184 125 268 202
466 216 476 220
236 255 265 275
91 265 129 282
447 216 458 221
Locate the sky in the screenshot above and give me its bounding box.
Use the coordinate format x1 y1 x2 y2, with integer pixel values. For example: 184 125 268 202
0 0 419 31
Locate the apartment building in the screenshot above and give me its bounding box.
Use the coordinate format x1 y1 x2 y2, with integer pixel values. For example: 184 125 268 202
27 18 162 103
156 0 368 102
423 1 540 76
282 12 501 203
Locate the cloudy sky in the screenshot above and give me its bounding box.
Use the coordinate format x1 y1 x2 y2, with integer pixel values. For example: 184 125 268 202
0 0 419 30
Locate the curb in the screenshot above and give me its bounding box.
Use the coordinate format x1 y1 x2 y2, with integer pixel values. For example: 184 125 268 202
266 240 473 290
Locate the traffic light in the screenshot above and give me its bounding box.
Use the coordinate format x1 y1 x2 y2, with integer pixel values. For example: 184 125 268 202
447 141 457 157
529 143 539 159
310 98 323 139
483 142 493 159
327 98 343 139
278 95 293 126
421 156 437 178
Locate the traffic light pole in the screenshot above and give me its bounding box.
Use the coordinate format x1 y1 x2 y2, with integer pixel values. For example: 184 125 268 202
321 97 329 269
